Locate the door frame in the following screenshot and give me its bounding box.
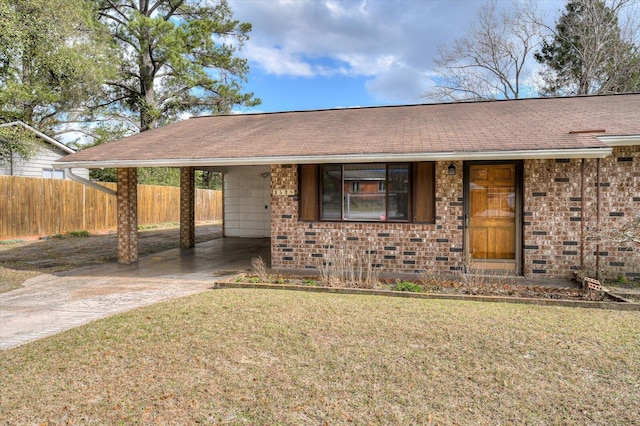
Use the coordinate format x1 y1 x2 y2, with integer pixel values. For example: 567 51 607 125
463 160 523 275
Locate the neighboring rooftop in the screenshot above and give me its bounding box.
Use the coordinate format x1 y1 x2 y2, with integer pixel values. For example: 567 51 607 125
57 93 640 168
0 121 76 154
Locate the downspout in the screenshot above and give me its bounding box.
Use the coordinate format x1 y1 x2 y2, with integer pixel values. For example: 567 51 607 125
63 168 117 196
596 158 601 278
580 159 585 270
221 172 226 237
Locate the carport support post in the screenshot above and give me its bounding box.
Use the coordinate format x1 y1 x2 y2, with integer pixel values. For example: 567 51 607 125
180 167 196 248
116 168 138 264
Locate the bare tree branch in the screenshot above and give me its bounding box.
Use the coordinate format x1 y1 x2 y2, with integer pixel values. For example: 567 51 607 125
424 1 541 103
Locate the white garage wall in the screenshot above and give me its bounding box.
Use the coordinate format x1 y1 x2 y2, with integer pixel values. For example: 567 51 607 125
224 165 271 238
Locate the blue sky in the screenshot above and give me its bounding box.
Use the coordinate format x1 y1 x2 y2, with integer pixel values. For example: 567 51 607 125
227 0 566 113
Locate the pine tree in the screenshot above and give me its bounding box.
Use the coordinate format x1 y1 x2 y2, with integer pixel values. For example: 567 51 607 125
96 0 260 132
535 0 640 96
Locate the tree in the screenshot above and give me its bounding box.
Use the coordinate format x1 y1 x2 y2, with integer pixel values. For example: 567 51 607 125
96 0 260 133
0 123 42 174
535 0 640 96
0 0 116 134
424 2 541 102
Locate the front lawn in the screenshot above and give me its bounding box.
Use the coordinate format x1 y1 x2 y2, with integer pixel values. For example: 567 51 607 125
1 289 638 424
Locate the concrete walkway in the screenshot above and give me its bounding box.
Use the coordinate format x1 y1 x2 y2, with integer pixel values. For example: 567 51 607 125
0 237 270 350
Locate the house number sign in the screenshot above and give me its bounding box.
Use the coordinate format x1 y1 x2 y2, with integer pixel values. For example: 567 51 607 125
272 188 296 196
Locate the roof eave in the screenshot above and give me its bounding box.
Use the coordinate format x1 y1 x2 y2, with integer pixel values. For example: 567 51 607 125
55 147 612 169
598 135 640 146
0 121 76 154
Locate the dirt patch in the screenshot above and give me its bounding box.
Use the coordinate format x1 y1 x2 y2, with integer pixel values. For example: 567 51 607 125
0 222 221 293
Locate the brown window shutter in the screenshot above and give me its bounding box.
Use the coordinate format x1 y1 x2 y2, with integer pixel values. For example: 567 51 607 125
299 164 319 221
413 162 435 223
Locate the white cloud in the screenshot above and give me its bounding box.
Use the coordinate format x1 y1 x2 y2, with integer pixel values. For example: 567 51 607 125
229 0 565 105
229 0 486 103
366 63 432 103
244 44 315 77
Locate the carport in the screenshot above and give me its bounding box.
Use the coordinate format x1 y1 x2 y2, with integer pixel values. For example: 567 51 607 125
54 162 272 265
52 110 307 267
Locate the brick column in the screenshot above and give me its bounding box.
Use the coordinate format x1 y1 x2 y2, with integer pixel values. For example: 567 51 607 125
180 167 196 248
116 168 138 264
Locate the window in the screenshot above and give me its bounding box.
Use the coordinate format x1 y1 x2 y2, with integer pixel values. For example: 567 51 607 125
343 164 387 220
299 162 435 223
42 169 65 179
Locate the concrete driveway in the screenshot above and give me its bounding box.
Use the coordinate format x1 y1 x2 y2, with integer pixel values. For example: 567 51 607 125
0 237 270 350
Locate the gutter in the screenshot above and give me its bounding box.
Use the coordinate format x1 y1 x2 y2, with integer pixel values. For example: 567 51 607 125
55 147 613 169
598 135 640 146
64 168 117 196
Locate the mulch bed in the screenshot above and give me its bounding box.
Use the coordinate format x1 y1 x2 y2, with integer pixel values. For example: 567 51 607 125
231 274 616 302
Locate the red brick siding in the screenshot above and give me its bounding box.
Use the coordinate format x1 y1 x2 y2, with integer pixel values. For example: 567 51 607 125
523 158 584 277
180 167 196 248
585 147 640 280
270 162 464 274
523 146 639 281
271 148 639 281
116 168 138 264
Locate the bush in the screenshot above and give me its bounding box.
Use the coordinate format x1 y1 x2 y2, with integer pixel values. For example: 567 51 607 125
302 278 318 286
67 230 91 238
392 280 423 292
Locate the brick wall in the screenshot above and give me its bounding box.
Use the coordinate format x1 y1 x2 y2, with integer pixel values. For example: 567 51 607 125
270 162 464 275
270 148 639 281
116 168 138 264
180 167 195 248
584 146 639 281
524 146 639 281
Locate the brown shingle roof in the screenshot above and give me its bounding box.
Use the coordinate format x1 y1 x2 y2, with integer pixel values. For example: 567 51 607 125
57 94 640 168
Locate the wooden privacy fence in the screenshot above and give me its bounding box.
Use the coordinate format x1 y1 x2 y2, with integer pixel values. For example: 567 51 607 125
0 176 222 239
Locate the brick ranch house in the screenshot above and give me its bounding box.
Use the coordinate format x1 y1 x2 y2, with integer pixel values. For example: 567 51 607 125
56 94 640 282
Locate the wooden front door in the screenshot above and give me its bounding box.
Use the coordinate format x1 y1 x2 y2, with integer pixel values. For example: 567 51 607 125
465 163 520 272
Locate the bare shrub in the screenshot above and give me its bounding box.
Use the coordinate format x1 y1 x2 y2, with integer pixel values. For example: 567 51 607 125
318 236 381 288
251 256 269 282
583 215 640 282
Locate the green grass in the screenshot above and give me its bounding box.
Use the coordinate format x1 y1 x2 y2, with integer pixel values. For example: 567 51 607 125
0 267 40 293
66 230 91 238
0 239 24 245
138 221 180 230
1 289 638 424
